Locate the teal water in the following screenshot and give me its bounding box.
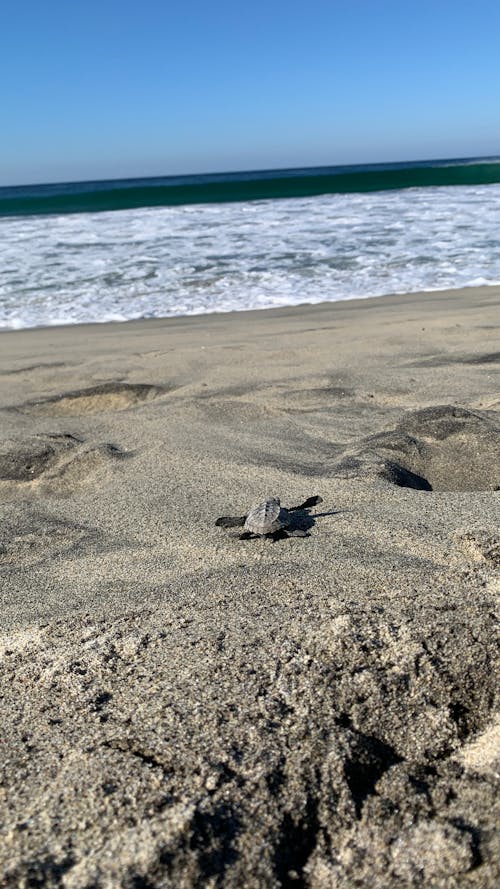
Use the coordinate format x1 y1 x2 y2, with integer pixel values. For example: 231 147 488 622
1 157 500 217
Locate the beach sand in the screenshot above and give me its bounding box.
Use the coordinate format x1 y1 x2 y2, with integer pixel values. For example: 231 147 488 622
1 286 499 888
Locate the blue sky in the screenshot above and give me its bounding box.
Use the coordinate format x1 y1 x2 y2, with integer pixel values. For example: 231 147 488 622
1 0 499 185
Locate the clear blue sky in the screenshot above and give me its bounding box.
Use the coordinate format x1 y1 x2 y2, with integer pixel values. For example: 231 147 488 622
1 0 499 185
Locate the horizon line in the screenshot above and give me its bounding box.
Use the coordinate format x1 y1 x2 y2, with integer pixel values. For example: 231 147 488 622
2 153 500 192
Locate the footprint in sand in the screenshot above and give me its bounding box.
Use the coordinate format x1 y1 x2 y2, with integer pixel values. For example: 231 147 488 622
0 433 129 496
331 405 500 491
0 512 102 570
0 433 81 481
17 381 168 417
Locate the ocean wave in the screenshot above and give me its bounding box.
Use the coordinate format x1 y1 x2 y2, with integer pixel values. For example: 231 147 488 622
1 183 500 329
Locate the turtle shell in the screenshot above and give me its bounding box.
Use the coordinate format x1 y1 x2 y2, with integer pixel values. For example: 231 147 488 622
244 497 286 535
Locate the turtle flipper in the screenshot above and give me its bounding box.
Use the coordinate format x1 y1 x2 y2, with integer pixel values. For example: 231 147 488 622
288 495 323 512
216 515 246 527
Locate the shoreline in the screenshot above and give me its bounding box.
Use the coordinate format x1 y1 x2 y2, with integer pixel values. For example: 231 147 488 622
1 283 499 887
0 282 498 339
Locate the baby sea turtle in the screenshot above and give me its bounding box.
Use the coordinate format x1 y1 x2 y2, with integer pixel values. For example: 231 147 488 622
216 495 322 540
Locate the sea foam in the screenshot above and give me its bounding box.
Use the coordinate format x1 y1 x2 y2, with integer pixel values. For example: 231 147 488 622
1 183 500 329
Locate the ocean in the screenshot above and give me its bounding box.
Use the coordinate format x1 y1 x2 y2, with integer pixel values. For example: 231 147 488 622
1 157 500 329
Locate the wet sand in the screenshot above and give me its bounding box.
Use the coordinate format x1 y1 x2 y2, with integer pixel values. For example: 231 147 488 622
1 286 499 888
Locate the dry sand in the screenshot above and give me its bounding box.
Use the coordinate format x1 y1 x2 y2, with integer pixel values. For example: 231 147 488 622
0 286 499 888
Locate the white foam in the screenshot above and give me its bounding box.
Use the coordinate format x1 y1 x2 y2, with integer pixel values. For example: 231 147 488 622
1 183 500 329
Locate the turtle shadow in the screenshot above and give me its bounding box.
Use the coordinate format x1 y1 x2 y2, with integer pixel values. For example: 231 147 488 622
311 509 346 520
268 508 316 541
268 507 346 541
239 507 346 542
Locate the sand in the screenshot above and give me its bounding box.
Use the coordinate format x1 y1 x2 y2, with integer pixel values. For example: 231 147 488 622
0 286 499 888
